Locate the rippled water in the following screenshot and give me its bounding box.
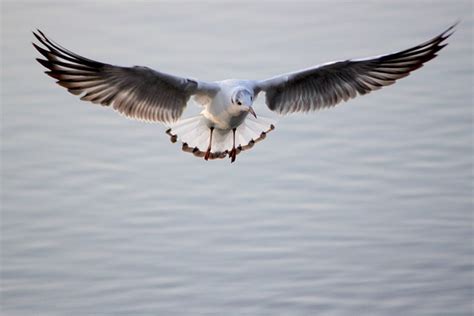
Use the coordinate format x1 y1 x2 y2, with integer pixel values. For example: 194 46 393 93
2 1 473 315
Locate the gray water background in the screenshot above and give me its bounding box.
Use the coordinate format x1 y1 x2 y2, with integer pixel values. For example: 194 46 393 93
1 1 473 315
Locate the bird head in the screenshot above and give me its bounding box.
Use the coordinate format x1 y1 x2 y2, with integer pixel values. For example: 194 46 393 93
231 89 257 118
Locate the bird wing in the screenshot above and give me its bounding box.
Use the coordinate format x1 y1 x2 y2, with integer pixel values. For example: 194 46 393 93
33 30 219 123
255 23 456 115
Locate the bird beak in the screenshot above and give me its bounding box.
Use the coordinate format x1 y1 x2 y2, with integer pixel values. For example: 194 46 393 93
248 106 257 118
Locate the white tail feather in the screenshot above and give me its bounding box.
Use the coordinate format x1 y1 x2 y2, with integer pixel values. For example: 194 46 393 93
166 115 275 160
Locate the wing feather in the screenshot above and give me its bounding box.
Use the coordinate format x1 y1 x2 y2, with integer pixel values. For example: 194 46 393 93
33 30 219 123
256 23 457 114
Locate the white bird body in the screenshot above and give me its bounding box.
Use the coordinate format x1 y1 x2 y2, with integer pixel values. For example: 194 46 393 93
32 24 456 162
200 80 256 130
169 79 273 161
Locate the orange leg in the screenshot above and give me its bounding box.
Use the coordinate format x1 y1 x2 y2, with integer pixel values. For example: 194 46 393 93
204 127 214 161
229 128 237 163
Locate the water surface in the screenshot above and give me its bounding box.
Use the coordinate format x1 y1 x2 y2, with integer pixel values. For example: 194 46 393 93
2 1 473 315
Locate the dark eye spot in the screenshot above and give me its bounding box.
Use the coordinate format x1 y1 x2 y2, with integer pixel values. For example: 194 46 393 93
237 101 242 105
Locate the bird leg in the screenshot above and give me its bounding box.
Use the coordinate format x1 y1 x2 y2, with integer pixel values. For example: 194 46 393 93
204 127 214 161
229 128 237 163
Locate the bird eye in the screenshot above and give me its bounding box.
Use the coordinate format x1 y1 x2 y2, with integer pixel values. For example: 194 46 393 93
237 101 242 105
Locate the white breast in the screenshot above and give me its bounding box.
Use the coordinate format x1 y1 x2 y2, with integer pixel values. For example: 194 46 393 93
201 81 244 130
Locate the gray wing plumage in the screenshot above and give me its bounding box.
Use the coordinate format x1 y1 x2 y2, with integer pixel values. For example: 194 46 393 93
33 30 219 123
256 23 456 115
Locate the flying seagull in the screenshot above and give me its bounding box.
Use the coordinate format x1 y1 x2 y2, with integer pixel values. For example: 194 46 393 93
33 24 456 163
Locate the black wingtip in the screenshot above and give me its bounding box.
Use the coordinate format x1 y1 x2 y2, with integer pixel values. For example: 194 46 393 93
33 28 44 39
31 42 43 52
32 30 42 43
451 20 461 28
37 28 47 39
441 21 460 39
35 58 54 70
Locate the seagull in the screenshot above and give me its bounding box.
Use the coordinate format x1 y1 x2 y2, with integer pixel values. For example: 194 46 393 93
33 24 456 163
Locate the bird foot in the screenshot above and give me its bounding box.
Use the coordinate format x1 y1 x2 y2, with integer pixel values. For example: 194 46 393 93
204 147 211 161
229 147 237 163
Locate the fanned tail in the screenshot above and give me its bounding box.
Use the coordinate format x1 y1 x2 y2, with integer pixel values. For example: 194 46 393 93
166 115 275 161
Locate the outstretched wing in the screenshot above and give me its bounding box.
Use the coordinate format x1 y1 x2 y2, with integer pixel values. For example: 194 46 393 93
33 30 219 123
255 23 456 115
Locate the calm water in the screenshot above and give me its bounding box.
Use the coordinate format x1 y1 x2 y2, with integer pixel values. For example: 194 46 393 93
2 1 473 315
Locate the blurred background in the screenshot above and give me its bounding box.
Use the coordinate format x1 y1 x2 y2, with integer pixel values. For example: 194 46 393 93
1 1 473 315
